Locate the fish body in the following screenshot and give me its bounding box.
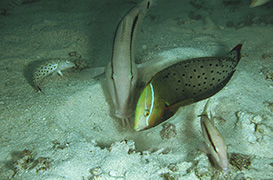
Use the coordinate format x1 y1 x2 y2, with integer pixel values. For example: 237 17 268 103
33 59 75 92
250 0 271 7
134 44 242 131
105 0 152 124
199 100 229 175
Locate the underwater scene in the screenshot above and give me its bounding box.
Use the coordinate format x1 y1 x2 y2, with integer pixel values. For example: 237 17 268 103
0 0 272 179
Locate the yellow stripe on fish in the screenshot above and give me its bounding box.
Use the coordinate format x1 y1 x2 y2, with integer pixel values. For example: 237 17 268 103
134 44 242 131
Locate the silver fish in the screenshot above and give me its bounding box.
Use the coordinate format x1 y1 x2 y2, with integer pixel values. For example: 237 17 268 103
199 100 229 177
105 0 153 125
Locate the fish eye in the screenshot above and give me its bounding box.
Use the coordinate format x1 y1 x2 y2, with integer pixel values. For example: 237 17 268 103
144 109 149 117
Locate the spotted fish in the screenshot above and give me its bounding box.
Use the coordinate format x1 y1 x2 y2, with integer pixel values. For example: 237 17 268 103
32 59 75 92
134 44 242 131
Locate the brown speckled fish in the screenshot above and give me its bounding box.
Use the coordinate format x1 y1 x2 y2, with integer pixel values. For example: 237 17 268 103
32 59 75 92
134 44 242 131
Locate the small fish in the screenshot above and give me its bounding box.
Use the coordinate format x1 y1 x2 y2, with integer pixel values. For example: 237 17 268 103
134 44 242 131
199 100 229 178
250 0 271 7
105 0 153 125
32 59 75 92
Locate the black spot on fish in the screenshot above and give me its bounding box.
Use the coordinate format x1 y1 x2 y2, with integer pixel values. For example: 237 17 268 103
193 69 196 72
197 75 200 78
182 73 185 76
200 65 204 68
204 77 208 80
173 73 176 76
176 88 178 90
162 72 170 79
210 83 213 86
209 64 212 66
162 75 169 79
216 64 218 67
211 70 214 73
218 79 221 82
212 78 215 80
203 82 206 84
178 80 181 83
190 76 193 79
193 85 196 88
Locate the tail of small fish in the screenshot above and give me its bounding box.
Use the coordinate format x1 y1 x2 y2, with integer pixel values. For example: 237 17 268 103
225 44 242 64
250 0 271 7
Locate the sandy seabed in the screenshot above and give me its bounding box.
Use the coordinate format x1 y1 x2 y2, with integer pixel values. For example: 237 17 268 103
0 0 273 179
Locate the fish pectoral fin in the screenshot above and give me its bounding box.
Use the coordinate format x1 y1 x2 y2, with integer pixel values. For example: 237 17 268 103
57 70 63 76
168 98 195 111
208 111 215 126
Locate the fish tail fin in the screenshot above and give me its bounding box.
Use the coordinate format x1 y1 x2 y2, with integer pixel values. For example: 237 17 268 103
226 44 242 64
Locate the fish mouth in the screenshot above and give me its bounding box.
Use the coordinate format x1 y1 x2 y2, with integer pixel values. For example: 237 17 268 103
134 126 142 131
134 124 147 131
